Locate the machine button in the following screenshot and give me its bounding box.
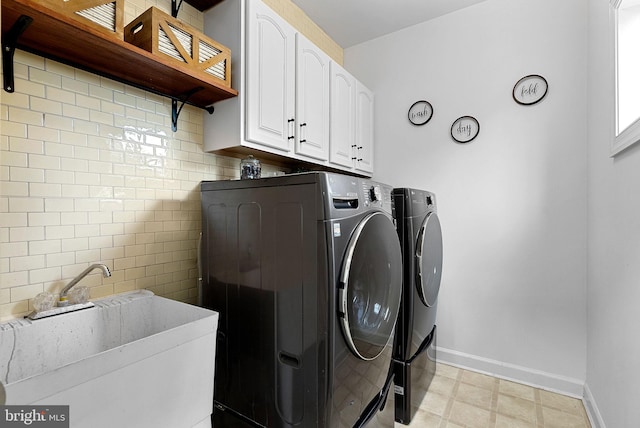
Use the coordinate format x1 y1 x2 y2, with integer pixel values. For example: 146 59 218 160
369 186 382 202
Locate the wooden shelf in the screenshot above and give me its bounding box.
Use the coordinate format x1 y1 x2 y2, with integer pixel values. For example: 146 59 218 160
1 0 237 110
183 0 224 12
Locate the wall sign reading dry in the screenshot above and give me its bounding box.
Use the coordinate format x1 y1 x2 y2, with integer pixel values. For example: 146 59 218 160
451 116 480 143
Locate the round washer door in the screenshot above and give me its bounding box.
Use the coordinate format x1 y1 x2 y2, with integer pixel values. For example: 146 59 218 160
415 211 443 307
338 212 403 361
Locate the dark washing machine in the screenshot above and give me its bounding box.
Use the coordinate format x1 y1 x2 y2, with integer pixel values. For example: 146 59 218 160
200 172 402 427
391 188 443 425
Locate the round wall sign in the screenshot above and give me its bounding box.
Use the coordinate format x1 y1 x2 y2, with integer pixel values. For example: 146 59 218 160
451 116 480 143
513 75 548 105
408 100 433 126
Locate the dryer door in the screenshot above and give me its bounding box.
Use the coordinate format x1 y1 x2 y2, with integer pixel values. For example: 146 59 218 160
415 211 443 307
338 212 403 361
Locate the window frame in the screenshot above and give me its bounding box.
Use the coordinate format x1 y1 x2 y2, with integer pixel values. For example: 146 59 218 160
611 0 640 156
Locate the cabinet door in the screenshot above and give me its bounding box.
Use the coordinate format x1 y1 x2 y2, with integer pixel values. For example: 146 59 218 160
355 82 374 174
329 62 356 169
295 34 330 161
246 0 296 152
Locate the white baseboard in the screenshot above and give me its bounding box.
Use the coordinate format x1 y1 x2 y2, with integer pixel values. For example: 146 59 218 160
435 346 584 398
583 383 606 428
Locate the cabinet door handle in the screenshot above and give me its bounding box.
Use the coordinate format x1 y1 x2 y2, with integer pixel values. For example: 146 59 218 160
299 123 307 143
287 118 295 140
357 146 363 150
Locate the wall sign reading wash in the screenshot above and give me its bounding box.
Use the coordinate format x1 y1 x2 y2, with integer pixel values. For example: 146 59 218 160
408 100 434 126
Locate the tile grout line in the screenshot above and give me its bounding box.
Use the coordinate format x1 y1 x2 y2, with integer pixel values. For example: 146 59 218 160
535 388 545 427
439 367 462 427
489 377 500 427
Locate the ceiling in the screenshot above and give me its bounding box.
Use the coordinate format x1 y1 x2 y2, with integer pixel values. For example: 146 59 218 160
291 0 488 48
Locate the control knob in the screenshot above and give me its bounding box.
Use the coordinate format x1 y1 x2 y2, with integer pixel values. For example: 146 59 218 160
369 186 382 202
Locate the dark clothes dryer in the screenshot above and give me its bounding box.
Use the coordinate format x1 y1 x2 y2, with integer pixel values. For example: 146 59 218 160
200 172 402 427
391 188 443 425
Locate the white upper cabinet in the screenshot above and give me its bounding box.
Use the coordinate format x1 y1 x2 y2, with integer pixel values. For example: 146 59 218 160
329 62 356 169
245 0 296 152
355 82 374 174
295 34 330 161
203 0 374 177
330 63 374 174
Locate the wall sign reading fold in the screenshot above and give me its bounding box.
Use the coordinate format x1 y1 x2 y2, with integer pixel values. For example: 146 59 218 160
513 74 548 105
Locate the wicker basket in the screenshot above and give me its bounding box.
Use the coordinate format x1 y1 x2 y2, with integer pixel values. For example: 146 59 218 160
124 7 231 88
40 0 124 38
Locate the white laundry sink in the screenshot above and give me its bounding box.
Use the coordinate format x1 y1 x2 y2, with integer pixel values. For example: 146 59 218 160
0 290 218 428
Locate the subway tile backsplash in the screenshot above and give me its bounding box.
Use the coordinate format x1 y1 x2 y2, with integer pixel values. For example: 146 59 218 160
0 0 341 321
0 49 234 320
0 2 228 321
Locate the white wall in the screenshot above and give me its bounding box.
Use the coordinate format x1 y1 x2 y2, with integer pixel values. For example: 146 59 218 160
345 0 588 395
586 0 640 426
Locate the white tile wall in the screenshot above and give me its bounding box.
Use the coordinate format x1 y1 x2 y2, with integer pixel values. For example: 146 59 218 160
0 0 342 321
0 2 233 321
0 53 244 320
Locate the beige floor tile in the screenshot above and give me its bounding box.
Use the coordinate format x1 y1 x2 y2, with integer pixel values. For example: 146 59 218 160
404 408 442 427
460 370 497 391
447 400 492 427
404 364 591 428
498 379 536 401
541 406 590 428
538 389 584 415
495 413 537 428
436 363 461 380
429 375 457 396
455 382 493 410
419 391 450 416
496 394 536 424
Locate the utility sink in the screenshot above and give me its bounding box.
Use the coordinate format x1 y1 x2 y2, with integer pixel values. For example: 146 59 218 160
0 290 218 428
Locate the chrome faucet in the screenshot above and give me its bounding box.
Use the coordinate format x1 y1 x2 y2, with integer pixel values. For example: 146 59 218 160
60 263 111 298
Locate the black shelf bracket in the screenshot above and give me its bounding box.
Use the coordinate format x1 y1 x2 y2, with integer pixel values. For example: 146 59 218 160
171 0 185 17
3 15 33 93
171 87 214 132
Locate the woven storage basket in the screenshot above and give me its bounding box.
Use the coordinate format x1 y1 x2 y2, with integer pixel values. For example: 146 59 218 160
124 7 231 88
39 0 124 38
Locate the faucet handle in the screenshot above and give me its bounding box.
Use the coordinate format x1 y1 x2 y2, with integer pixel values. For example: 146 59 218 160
69 286 90 304
33 291 55 312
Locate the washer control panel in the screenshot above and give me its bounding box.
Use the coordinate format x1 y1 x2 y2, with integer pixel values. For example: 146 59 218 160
362 181 393 212
325 174 394 215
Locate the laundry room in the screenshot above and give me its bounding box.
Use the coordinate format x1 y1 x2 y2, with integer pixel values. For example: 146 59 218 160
0 0 638 427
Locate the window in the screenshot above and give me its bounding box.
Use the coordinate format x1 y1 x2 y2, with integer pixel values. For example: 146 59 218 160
611 0 640 155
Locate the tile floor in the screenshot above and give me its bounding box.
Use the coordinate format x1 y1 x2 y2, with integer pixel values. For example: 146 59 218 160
403 363 591 428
